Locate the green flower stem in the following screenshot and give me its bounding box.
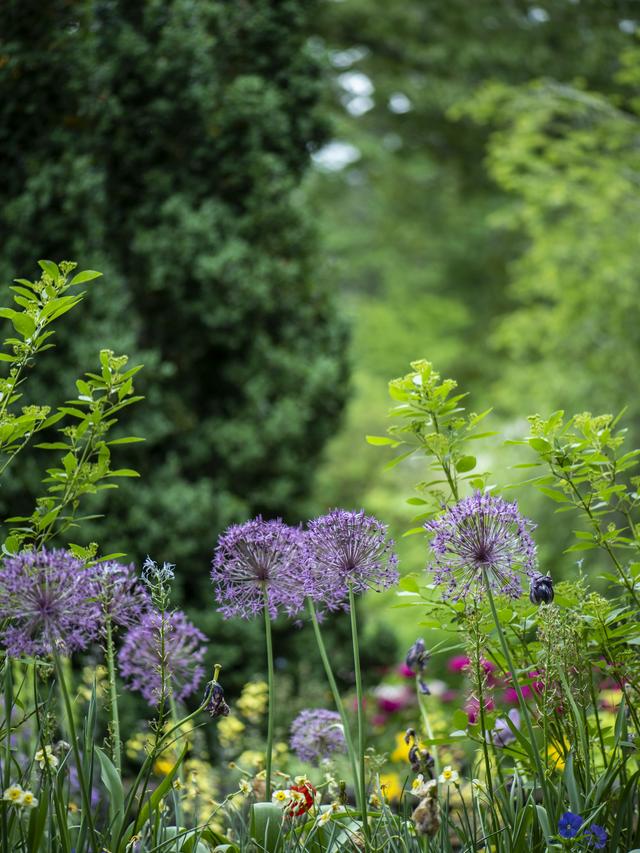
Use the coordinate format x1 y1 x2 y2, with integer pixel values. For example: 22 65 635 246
2 657 12 853
307 598 361 809
53 650 99 853
348 586 369 839
263 588 275 802
104 617 121 775
483 578 548 800
416 682 440 780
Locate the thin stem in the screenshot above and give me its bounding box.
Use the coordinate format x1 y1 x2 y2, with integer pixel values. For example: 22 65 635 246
348 586 369 839
2 657 12 853
483 580 548 802
104 618 121 774
307 598 361 808
52 651 99 853
416 685 440 780
263 588 274 802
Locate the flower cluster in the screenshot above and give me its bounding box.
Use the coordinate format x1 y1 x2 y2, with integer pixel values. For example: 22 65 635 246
558 811 607 849
119 609 207 704
2 784 38 809
272 778 316 818
289 709 347 766
425 492 537 602
0 549 101 657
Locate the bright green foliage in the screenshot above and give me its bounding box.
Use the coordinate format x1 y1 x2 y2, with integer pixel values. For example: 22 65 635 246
0 0 348 582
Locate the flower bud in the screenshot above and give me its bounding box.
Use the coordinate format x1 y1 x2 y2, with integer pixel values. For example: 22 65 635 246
529 572 554 605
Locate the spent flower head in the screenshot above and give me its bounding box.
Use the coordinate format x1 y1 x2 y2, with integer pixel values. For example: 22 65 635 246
304 510 399 610
425 492 537 602
211 517 306 620
0 549 101 657
119 609 206 704
290 709 347 766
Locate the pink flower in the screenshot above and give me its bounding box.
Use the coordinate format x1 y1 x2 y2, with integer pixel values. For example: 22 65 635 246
399 663 415 678
466 696 495 724
448 655 470 673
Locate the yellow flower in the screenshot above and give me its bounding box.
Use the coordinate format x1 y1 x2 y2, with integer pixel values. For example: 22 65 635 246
236 681 269 722
390 732 411 764
378 773 403 802
217 715 245 749
3 784 24 804
239 779 252 797
238 750 264 769
272 789 290 806
547 740 567 773
21 791 38 808
438 766 459 785
153 757 176 776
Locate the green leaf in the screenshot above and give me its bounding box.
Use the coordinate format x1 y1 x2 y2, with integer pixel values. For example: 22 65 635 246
68 269 103 286
455 454 476 472
249 803 285 853
133 743 188 835
107 469 140 478
96 747 125 839
365 434 398 446
38 259 60 280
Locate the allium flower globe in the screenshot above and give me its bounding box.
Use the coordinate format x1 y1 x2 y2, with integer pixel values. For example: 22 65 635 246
119 609 206 704
93 560 150 629
304 510 399 610
289 708 347 766
425 492 537 602
211 517 306 619
0 549 101 657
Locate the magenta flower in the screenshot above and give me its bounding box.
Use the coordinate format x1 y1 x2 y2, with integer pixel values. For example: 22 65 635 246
0 549 101 657
304 510 399 610
211 517 306 620
425 492 537 602
119 609 206 704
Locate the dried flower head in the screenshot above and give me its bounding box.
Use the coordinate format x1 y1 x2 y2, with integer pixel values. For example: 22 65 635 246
119 609 206 704
289 709 347 766
211 518 306 620
93 561 150 630
304 510 399 610
529 572 554 605
0 549 101 657
425 492 537 602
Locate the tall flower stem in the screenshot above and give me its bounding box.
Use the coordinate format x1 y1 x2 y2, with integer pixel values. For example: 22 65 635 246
52 650 99 853
2 657 12 853
263 588 275 802
483 578 548 800
104 617 121 775
307 598 361 808
416 685 440 780
348 586 369 838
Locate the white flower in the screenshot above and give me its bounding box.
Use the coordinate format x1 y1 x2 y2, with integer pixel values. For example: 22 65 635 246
20 790 38 809
239 779 252 797
35 745 59 770
2 784 24 804
438 766 459 785
272 789 291 807
317 810 332 826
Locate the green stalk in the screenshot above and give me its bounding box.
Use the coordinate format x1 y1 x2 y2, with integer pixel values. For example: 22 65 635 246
52 650 99 853
263 588 275 802
348 587 369 839
484 579 548 800
307 598 361 808
104 617 121 775
2 656 12 853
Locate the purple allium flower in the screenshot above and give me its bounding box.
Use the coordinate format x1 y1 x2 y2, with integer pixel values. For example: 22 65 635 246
289 709 347 766
118 609 206 704
211 517 306 620
558 811 583 839
304 510 399 610
425 493 537 602
0 549 101 657
92 561 150 630
586 823 608 850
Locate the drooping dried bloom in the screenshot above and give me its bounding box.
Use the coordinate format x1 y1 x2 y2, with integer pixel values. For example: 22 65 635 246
529 572 554 605
119 609 206 704
92 561 150 630
203 676 230 719
411 780 440 838
304 510 399 610
425 492 537 602
211 518 306 620
0 549 101 657
289 709 347 766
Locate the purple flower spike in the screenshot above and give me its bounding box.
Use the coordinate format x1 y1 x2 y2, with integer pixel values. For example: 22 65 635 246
211 517 306 620
93 561 150 630
425 492 537 602
304 510 399 610
290 709 347 766
119 609 206 704
0 549 101 657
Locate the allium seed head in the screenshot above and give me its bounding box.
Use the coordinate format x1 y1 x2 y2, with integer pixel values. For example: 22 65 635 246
304 510 399 611
0 549 101 657
289 709 347 766
425 493 537 602
211 517 306 620
118 609 206 704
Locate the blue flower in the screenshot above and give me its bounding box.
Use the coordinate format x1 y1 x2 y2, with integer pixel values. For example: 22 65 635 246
585 823 608 850
558 811 583 839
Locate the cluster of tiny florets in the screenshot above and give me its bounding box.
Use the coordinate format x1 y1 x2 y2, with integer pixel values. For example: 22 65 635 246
289 708 347 766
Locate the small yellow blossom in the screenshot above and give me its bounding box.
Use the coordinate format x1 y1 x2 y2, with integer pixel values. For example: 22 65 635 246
390 732 411 764
547 741 567 773
236 681 268 723
3 784 24 804
272 789 290 806
153 757 175 776
239 779 252 797
21 791 38 808
438 766 459 785
378 773 403 802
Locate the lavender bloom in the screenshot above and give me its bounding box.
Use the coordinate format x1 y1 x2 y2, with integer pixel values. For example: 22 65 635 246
304 510 399 610
425 493 537 602
211 517 306 620
119 609 206 704
490 709 520 748
0 549 101 657
290 709 347 766
92 561 150 630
